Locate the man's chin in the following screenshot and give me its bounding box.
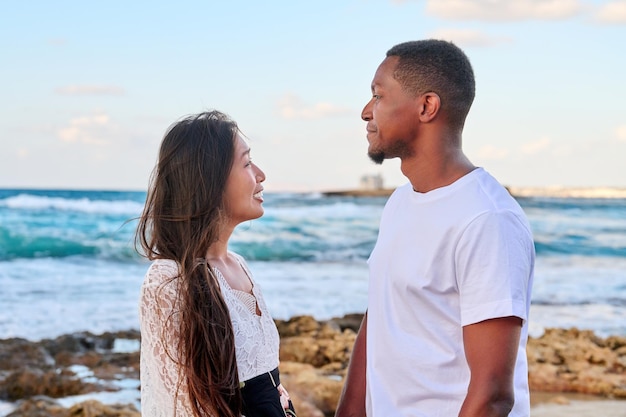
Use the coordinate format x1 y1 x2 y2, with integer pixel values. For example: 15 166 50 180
367 151 385 165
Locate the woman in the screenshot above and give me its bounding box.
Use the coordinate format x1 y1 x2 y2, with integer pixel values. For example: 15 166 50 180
136 110 295 417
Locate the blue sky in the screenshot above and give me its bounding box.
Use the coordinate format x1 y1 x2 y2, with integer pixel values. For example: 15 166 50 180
1 0 625 191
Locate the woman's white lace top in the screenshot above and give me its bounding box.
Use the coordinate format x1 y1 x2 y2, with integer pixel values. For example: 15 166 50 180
139 255 280 416
232 289 258 315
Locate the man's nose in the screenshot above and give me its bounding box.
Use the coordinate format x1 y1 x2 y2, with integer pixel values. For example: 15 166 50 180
361 98 373 121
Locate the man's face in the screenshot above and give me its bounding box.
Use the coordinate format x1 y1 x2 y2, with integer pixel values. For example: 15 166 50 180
361 56 419 164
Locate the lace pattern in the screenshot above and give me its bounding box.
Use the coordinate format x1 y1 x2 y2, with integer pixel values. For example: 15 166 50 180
231 289 257 315
139 255 280 416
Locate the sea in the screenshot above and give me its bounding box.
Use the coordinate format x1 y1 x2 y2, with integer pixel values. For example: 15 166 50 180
1 186 625 343
1 186 626 413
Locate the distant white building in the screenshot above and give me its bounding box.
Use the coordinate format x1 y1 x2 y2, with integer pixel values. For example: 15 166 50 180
360 173 384 190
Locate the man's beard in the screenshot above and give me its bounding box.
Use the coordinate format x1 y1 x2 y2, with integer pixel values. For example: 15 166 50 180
368 138 413 165
368 150 385 165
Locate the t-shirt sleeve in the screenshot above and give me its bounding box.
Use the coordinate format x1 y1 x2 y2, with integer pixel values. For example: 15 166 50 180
455 210 534 326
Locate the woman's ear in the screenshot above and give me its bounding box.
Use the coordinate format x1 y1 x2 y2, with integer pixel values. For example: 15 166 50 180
417 92 441 123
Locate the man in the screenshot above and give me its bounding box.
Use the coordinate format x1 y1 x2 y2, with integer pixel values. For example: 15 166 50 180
335 40 535 417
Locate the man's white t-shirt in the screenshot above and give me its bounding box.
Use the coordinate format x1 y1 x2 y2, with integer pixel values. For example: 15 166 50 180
366 168 535 417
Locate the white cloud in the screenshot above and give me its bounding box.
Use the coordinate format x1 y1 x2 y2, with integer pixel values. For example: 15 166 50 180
520 137 551 154
425 0 583 21
616 125 626 141
56 85 125 96
474 144 510 160
277 93 351 120
57 112 115 145
427 28 512 47
594 0 626 23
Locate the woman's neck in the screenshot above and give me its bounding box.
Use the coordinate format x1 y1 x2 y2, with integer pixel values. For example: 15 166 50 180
206 241 229 262
206 225 234 263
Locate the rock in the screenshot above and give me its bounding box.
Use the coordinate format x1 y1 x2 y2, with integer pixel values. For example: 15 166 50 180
67 400 140 417
527 328 626 398
0 330 140 405
281 362 343 417
327 314 364 334
276 316 322 338
279 316 356 369
6 396 69 417
41 333 111 357
0 369 99 401
2 321 625 416
5 398 140 417
0 339 55 371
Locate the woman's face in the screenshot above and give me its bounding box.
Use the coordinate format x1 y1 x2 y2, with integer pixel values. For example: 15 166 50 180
222 134 266 226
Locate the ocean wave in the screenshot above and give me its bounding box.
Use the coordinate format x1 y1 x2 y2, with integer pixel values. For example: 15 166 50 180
230 240 373 262
534 240 626 258
0 222 372 262
0 194 144 215
532 298 626 307
0 227 138 262
265 201 383 220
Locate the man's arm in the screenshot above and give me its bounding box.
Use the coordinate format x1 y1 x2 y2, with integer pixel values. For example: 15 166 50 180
334 312 367 417
459 316 522 417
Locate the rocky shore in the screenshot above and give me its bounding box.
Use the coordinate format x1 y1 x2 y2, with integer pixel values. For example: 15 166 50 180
1 314 625 416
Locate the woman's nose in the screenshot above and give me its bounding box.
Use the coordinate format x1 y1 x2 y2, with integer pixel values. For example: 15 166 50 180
255 164 266 182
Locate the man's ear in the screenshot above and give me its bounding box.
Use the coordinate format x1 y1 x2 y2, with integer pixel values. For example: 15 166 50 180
417 92 440 123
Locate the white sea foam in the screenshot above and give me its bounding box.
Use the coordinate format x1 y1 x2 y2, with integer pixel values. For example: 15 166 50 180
267 201 383 219
56 377 141 411
113 338 141 353
249 260 370 321
2 254 624 342
0 258 147 340
0 194 144 215
529 303 626 338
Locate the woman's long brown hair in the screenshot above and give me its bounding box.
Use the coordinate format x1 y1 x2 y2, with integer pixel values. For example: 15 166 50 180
136 111 242 417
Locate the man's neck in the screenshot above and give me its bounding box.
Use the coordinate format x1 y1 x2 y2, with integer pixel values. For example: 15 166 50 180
401 150 475 194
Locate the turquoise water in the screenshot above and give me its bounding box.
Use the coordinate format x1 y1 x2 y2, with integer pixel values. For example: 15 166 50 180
1 188 625 340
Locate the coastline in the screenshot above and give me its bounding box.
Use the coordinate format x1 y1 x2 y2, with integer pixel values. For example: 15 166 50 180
1 316 624 417
322 186 626 199
322 188 396 197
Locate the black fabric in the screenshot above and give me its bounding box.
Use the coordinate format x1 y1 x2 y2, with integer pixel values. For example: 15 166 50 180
240 368 296 417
